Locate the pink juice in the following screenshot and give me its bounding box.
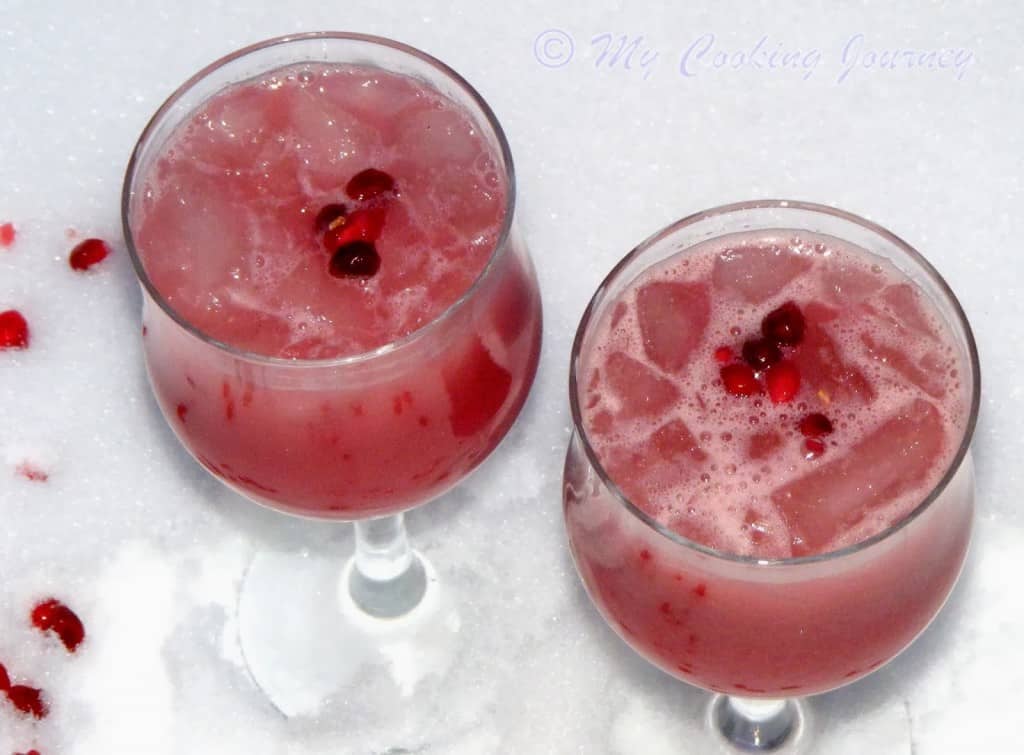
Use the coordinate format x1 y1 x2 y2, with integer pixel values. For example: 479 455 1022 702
130 63 541 518
565 229 974 696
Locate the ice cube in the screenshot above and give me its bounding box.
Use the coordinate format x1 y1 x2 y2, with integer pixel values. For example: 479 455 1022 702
587 410 614 436
287 87 382 193
316 68 423 125
771 399 945 556
604 351 681 418
748 431 782 459
635 280 710 373
711 244 812 304
665 498 721 549
880 284 938 338
823 262 883 303
600 444 657 513
742 506 792 559
860 333 945 399
396 102 480 166
651 419 706 462
139 172 251 307
442 336 512 437
791 309 875 404
189 83 288 174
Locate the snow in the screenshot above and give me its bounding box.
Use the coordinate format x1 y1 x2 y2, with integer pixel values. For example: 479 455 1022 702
1 1 1022 753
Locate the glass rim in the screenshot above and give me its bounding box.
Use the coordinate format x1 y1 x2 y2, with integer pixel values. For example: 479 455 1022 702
120 31 517 368
568 199 981 567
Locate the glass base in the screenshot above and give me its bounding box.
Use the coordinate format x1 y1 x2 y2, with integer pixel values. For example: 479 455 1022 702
709 695 807 753
237 547 460 717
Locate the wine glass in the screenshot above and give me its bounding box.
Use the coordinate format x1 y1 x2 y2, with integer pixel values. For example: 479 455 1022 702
121 33 541 716
563 200 978 751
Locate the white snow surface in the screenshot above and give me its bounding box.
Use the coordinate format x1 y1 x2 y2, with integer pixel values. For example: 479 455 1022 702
1 1 1021 753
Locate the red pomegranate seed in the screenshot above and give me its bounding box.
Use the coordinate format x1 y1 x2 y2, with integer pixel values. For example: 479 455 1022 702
761 301 806 346
714 346 733 363
0 662 9 691
31 598 85 652
323 205 387 250
329 241 381 279
799 412 834 437
0 310 30 349
804 438 826 459
741 338 782 370
764 360 800 403
345 168 396 201
720 363 762 396
0 222 15 247
313 203 348 234
7 685 47 718
15 462 48 483
15 750 41 755
69 238 110 272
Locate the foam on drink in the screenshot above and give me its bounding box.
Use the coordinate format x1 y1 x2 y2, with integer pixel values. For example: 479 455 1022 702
580 231 968 558
134 63 506 359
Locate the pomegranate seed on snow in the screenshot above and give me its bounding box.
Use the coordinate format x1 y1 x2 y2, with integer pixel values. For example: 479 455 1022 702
720 363 762 397
0 310 30 349
761 300 806 346
764 360 800 403
0 661 9 691
6 684 47 718
15 462 48 482
69 238 110 271
31 598 86 652
0 222 15 247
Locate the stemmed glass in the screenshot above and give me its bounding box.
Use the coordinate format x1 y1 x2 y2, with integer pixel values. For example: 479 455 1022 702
122 33 541 716
563 201 979 751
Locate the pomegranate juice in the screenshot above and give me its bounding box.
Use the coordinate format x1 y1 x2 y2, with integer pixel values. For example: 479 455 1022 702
565 228 974 696
131 63 541 518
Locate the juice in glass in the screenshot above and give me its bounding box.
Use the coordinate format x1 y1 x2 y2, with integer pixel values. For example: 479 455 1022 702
130 60 541 519
564 202 977 704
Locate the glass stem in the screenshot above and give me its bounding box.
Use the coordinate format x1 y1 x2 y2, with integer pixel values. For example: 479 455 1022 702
348 514 427 618
712 695 801 751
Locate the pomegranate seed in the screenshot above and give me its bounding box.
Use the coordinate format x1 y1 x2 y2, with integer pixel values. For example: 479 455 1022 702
323 205 387 250
799 412 834 437
15 750 41 755
0 310 30 349
6 685 47 718
31 598 85 652
345 168 396 201
0 662 9 691
313 203 348 234
764 360 801 403
714 346 733 363
329 241 381 278
15 462 48 483
761 301 806 346
741 338 782 370
69 238 110 272
720 363 762 396
804 438 826 459
0 222 15 247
